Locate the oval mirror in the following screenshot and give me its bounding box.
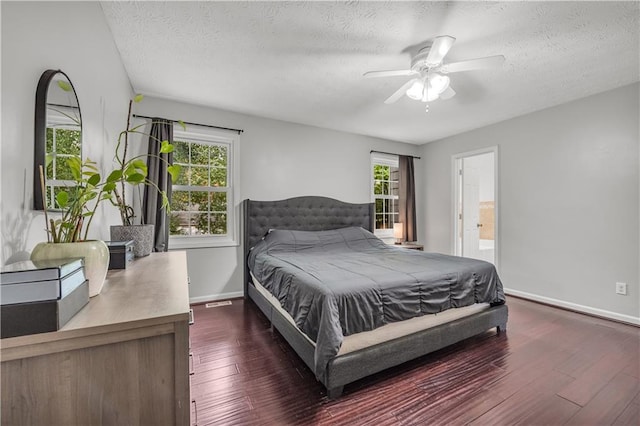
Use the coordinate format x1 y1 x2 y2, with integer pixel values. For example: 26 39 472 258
34 69 82 210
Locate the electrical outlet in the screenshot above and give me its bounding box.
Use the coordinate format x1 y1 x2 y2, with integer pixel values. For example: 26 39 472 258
615 282 627 295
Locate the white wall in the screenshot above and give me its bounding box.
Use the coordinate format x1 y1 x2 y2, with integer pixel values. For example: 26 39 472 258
1 1 133 265
0 1 422 302
137 96 422 302
421 83 640 322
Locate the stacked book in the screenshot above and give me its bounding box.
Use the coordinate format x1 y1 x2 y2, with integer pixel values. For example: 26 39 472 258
1 258 90 338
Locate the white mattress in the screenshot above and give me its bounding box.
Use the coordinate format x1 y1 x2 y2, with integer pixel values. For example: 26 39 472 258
251 274 490 356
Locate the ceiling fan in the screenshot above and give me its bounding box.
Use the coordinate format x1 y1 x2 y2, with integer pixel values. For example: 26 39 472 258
364 36 505 109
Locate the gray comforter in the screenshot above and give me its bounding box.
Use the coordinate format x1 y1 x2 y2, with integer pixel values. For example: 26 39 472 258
248 227 505 380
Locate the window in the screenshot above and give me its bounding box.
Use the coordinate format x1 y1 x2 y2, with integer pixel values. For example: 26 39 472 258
169 126 239 248
44 106 81 208
371 153 399 237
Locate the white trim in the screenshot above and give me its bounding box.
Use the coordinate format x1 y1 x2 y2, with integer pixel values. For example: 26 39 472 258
170 237 239 249
371 152 399 238
169 125 240 249
505 288 640 326
451 146 499 270
189 291 243 305
371 152 399 167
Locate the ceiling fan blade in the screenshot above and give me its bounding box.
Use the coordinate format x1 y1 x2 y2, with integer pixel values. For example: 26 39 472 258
363 69 418 78
384 79 417 104
425 35 456 66
439 86 456 100
439 55 505 73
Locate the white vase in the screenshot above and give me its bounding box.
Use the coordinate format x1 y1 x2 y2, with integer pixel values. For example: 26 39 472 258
31 240 109 297
110 224 154 257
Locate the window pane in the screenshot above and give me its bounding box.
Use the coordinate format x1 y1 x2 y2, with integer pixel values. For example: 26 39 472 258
175 166 189 186
373 165 389 181
171 211 194 236
55 157 74 180
173 140 189 164
190 165 209 187
375 214 384 230
210 145 227 168
170 132 234 242
390 180 399 196
373 180 383 195
56 129 81 154
208 214 227 235
382 181 390 195
190 143 208 166
210 167 226 187
192 212 208 235
190 191 208 210
169 212 189 235
389 198 398 214
373 158 399 232
171 191 189 211
211 192 227 212
381 214 392 230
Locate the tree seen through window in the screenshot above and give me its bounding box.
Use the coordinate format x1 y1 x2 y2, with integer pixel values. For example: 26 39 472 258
170 138 229 236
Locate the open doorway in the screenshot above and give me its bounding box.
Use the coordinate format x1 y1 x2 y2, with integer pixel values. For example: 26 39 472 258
453 147 498 265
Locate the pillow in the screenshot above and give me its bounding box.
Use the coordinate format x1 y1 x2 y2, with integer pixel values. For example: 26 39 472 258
257 226 381 253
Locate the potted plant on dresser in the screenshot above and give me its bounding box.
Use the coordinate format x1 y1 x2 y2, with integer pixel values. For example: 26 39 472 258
108 95 181 257
32 157 111 297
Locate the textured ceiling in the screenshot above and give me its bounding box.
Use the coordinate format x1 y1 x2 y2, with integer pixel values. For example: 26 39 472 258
101 1 639 145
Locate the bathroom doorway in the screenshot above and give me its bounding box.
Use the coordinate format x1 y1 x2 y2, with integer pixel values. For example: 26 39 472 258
453 147 498 265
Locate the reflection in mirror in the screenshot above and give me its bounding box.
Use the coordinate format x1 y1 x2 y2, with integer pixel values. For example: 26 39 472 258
34 70 82 210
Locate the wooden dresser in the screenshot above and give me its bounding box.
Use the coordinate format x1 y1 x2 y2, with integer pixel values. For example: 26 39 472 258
1 251 191 425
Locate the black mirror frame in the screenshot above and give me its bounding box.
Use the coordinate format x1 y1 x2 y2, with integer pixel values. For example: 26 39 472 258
34 69 82 210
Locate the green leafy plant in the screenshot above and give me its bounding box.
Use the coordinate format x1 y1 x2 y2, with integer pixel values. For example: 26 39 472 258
107 94 182 226
40 157 111 243
39 95 183 243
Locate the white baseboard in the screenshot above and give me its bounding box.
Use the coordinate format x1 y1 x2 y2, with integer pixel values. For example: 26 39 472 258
504 288 640 326
189 291 244 305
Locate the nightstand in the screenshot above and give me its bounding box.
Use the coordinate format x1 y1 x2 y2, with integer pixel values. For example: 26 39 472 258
398 243 424 251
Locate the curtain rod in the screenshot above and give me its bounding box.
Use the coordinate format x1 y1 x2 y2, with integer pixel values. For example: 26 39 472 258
132 114 244 134
370 150 421 160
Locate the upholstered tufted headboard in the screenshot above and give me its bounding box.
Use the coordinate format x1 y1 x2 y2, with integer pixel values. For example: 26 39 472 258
242 196 374 296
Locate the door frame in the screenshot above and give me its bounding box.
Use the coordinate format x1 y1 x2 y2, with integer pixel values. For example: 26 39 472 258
451 146 499 268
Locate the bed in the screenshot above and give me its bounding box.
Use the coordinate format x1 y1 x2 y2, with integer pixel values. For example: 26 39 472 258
242 196 508 398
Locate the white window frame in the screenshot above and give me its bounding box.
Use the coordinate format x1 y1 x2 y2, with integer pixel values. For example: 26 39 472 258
370 152 399 239
169 125 240 249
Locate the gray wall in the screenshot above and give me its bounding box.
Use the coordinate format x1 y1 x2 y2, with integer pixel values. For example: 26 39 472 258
0 1 422 302
4 2 636 320
421 83 639 321
1 1 133 264
137 96 422 301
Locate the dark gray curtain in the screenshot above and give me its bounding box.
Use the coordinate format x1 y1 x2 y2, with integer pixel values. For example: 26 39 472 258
142 119 173 252
398 155 417 242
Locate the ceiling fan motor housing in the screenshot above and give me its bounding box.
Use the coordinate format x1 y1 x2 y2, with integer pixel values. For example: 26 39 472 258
411 44 435 71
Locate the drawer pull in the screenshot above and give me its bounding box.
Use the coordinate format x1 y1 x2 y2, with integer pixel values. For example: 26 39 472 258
191 398 198 426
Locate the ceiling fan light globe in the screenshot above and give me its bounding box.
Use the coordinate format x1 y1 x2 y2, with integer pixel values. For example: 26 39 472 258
429 73 450 94
406 80 425 100
422 90 439 102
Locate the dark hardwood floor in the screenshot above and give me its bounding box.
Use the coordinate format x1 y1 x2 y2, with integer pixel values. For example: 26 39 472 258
189 297 639 425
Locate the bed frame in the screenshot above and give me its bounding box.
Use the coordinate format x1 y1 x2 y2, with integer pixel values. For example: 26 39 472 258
242 196 508 398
